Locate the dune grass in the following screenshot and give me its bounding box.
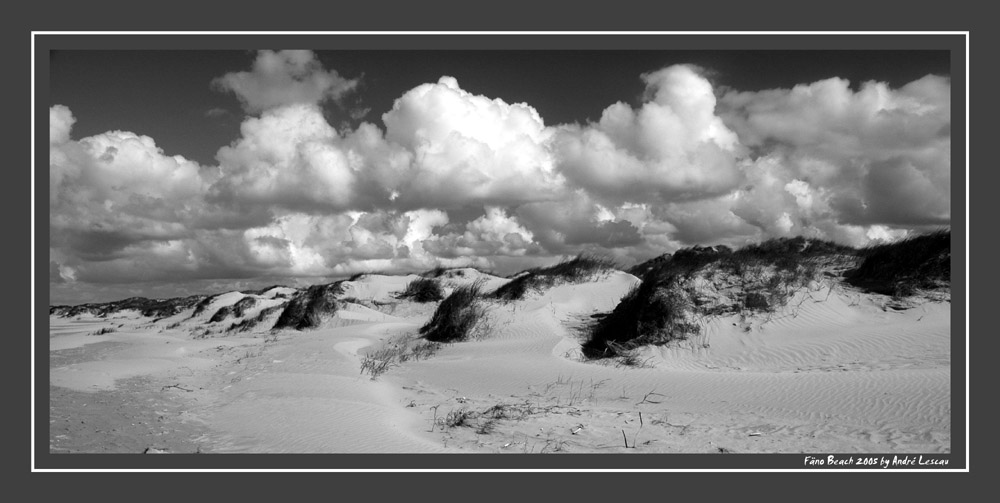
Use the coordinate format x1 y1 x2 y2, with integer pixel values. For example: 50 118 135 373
845 229 950 297
227 305 285 333
51 295 206 319
359 332 443 379
272 282 345 331
582 232 949 360
492 254 619 301
420 281 487 343
396 277 445 303
209 297 258 323
581 278 699 360
583 236 888 360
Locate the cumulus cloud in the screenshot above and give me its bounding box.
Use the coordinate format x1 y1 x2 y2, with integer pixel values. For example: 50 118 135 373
554 65 744 202
210 104 364 211
382 76 565 208
50 104 75 144
212 50 359 113
48 105 238 284
719 74 951 227
49 57 952 298
421 207 543 258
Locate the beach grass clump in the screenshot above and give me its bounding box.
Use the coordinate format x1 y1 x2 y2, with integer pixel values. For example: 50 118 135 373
272 282 345 331
209 296 261 323
845 229 950 297
420 282 487 343
359 333 443 379
227 305 285 333
582 237 860 361
492 254 619 301
581 278 699 360
396 277 445 303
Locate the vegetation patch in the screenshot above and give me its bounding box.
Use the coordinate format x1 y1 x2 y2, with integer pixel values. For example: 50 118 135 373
359 332 443 379
272 282 345 331
227 305 285 333
420 282 487 342
396 277 445 303
210 297 259 323
492 254 618 301
583 236 862 360
239 285 288 296
51 295 206 319
845 230 950 297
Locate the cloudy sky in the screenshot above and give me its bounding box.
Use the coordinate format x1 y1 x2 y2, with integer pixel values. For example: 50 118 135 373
48 49 951 304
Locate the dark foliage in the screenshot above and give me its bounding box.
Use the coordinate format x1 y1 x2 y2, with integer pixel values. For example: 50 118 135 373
191 295 218 317
228 305 285 333
232 296 257 317
492 254 618 301
580 279 698 359
239 285 288 296
209 305 233 323
209 296 258 323
420 266 496 279
272 282 345 331
396 277 445 303
845 230 950 297
421 266 450 278
420 282 485 343
583 237 867 360
51 295 205 319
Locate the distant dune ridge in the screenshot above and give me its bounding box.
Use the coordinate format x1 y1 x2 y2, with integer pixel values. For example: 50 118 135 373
49 231 952 454
50 230 951 354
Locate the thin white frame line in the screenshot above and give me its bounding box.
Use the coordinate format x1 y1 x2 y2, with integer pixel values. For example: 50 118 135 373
30 30 36 473
31 30 970 473
964 31 971 472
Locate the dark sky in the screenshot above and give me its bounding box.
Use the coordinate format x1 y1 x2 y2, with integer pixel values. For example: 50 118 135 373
50 50 949 166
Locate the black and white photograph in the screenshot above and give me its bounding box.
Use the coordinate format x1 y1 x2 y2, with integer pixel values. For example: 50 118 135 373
38 33 963 469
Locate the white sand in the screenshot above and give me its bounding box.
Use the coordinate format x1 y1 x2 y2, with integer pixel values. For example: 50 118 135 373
49 271 951 454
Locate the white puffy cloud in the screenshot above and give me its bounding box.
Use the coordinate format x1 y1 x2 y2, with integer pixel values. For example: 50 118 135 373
554 65 744 202
212 77 567 213
47 106 250 284
50 104 75 145
720 74 951 227
421 207 542 258
212 50 359 113
50 59 952 298
382 76 565 208
211 104 365 211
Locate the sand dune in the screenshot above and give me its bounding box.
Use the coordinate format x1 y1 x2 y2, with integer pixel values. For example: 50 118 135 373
48 266 951 455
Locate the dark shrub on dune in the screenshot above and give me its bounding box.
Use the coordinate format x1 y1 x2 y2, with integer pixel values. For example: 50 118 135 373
232 296 257 317
209 305 233 323
421 266 449 279
51 295 206 319
396 277 445 303
240 285 288 296
492 254 618 301
581 269 699 359
228 305 285 333
584 237 862 360
420 282 486 343
209 296 257 323
191 295 217 317
845 230 950 297
272 282 345 331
